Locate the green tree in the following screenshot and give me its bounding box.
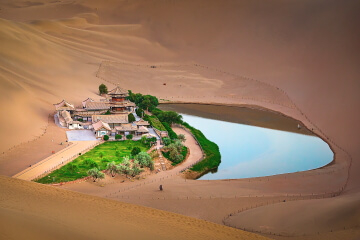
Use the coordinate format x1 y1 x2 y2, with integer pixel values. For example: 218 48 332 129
126 134 133 140
128 113 136 123
118 164 131 177
131 147 141 156
157 111 182 124
99 84 108 94
115 134 122 140
103 135 109 141
139 99 152 111
87 168 105 182
135 152 153 170
106 161 118 177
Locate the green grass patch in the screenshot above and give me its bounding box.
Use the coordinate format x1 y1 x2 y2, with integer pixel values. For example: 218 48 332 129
182 122 221 173
146 115 166 131
35 140 149 184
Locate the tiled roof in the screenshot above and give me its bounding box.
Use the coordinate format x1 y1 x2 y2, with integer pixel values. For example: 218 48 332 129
108 86 128 95
135 119 150 126
92 121 111 131
137 126 149 133
92 114 128 124
82 98 94 108
54 100 75 111
85 102 110 110
115 123 137 131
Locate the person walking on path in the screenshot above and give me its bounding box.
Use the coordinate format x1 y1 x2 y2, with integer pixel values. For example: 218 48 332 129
159 184 163 191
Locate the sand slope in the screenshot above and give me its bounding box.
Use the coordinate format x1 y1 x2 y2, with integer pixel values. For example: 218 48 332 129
0 175 268 240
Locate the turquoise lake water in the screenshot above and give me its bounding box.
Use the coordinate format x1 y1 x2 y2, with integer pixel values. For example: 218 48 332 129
179 114 333 180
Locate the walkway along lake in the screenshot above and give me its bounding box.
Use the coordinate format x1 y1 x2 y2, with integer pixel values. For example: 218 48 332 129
159 104 333 180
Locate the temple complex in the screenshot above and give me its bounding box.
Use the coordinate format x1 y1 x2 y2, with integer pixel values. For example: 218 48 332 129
54 86 152 139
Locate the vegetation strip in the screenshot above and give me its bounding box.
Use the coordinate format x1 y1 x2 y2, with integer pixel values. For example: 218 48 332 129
36 141 149 184
180 122 221 175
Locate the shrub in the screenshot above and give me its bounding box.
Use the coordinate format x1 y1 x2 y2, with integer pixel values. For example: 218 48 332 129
131 160 144 177
149 150 159 159
162 137 171 146
162 140 187 165
99 84 108 94
103 135 109 141
128 113 136 123
126 134 133 140
87 168 105 182
135 152 153 169
106 161 118 177
115 134 122 140
131 147 141 156
141 136 157 147
178 134 186 142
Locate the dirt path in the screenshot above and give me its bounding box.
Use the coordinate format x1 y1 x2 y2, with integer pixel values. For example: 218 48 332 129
14 140 99 181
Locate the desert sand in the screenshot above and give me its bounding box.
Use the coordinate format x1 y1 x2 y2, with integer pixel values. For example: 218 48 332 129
0 0 359 239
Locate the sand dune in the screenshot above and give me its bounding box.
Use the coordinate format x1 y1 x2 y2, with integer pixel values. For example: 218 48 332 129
0 175 269 240
0 0 359 239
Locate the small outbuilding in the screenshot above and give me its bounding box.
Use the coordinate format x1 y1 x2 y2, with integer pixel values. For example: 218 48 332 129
92 121 112 138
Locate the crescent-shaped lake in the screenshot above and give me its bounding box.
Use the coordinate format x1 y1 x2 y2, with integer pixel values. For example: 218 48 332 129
159 104 333 180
